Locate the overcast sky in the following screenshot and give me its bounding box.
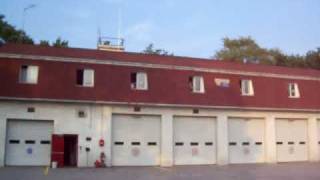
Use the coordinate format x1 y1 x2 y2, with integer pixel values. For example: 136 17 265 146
1 0 320 58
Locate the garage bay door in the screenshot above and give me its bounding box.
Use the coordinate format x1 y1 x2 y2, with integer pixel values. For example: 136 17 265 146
228 118 265 164
276 119 308 162
318 120 320 161
173 116 216 165
112 114 161 166
5 119 53 166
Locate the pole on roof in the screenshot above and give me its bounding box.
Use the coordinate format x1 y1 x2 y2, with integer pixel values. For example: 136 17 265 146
22 4 36 32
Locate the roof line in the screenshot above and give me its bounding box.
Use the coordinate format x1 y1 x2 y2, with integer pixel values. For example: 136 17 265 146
1 52 320 81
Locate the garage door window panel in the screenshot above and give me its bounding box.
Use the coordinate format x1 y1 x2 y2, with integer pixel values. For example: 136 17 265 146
25 140 36 144
148 142 157 146
9 140 20 144
40 140 51 144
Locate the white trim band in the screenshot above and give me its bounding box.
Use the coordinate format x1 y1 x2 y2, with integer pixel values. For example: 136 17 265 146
0 96 319 113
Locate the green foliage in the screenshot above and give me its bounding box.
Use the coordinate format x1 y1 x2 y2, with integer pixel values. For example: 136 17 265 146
0 15 34 44
215 37 267 63
52 37 68 48
215 36 320 70
0 14 68 48
39 40 50 46
143 43 173 56
305 48 320 69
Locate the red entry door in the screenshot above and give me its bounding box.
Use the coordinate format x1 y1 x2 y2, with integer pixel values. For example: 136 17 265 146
51 134 65 167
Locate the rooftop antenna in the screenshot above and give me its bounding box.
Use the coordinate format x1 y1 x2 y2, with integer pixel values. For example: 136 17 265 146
97 26 101 47
22 4 36 32
117 6 122 46
96 5 125 52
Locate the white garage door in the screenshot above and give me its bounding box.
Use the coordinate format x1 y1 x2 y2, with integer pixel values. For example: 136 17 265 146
173 116 216 165
318 120 320 161
228 118 265 164
5 119 53 166
276 119 308 162
112 114 161 166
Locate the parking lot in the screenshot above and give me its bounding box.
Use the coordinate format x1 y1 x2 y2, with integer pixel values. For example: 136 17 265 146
1 162 320 180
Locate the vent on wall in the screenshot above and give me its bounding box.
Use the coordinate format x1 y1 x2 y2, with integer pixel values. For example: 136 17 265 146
78 110 87 118
27 107 35 113
134 106 141 112
193 109 199 114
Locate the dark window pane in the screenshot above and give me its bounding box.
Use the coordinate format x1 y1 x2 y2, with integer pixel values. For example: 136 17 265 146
131 142 140 146
25 140 35 144
114 141 124 145
190 142 199 146
76 69 84 85
242 142 250 146
9 140 20 144
40 140 50 144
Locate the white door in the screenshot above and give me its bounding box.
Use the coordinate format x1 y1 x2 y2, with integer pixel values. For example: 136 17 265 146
5 119 53 166
173 116 216 165
112 114 161 166
228 118 265 164
276 119 308 162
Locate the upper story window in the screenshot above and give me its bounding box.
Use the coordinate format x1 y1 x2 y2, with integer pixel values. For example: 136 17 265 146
241 79 254 96
215 78 230 87
76 69 94 87
288 83 300 98
131 72 148 90
189 76 205 93
19 65 39 84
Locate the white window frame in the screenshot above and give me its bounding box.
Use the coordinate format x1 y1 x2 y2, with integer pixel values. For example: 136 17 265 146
192 76 205 93
288 83 300 98
83 69 94 87
19 65 39 84
77 69 94 87
241 79 254 96
135 72 148 90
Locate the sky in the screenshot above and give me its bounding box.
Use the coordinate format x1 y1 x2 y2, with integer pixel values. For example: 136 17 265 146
1 0 320 58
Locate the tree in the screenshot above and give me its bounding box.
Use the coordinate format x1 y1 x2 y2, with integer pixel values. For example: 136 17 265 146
214 36 310 68
214 36 274 65
0 14 34 44
143 43 173 56
305 48 320 69
39 40 50 46
52 37 68 48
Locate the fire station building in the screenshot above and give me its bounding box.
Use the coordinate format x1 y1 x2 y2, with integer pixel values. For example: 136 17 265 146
0 44 320 167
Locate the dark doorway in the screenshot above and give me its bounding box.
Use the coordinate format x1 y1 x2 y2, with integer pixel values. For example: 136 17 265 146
63 134 78 167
